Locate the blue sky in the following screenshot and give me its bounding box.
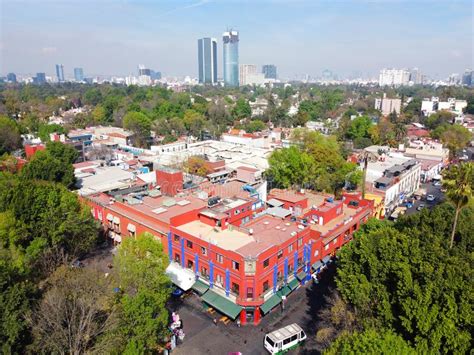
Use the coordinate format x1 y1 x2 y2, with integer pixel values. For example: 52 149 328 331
1 0 472 79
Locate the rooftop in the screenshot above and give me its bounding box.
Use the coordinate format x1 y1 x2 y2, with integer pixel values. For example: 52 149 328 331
269 189 307 204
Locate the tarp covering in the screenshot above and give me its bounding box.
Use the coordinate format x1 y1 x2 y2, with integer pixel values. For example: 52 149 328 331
165 262 195 291
312 261 323 270
288 278 299 290
192 279 210 295
201 290 242 319
260 294 282 314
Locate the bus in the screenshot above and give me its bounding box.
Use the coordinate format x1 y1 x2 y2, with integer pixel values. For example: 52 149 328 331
264 323 306 354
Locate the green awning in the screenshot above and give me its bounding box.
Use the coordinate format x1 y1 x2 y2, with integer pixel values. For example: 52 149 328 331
192 279 209 295
277 285 291 297
260 294 282 314
201 290 242 319
312 261 323 271
296 271 307 281
288 278 299 290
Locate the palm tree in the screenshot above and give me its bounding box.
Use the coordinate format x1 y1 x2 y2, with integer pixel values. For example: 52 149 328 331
442 162 474 248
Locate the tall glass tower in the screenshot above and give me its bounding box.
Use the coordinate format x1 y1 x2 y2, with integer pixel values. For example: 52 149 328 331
198 37 217 84
74 68 84 82
55 64 64 82
223 30 239 87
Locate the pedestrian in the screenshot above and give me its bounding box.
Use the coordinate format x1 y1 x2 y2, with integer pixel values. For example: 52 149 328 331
236 319 241 327
213 318 218 326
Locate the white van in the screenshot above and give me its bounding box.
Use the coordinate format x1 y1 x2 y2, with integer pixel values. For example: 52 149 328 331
264 323 306 354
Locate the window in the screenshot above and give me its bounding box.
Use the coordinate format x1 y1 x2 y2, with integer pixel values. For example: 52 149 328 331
174 234 180 242
187 259 194 269
216 254 223 263
314 250 319 257
263 280 269 292
333 238 338 245
231 282 240 295
277 250 283 259
297 238 303 247
201 266 208 277
324 244 329 251
216 274 223 285
297 257 302 266
201 246 207 256
263 258 270 268
129 230 136 237
288 264 294 273
235 209 240 215
247 287 254 299
288 244 293 253
174 253 180 263
277 270 283 281
186 240 193 249
232 260 240 270
290 334 298 342
241 208 245 213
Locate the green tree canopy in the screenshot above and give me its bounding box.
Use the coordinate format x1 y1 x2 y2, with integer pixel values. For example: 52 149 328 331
346 115 373 141
0 116 22 155
232 98 251 119
21 150 75 188
123 111 151 148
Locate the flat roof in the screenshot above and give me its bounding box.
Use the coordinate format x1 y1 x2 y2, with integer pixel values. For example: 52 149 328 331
269 189 307 204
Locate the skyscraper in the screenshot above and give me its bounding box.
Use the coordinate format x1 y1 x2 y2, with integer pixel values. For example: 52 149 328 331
223 30 239 87
55 64 64 82
198 37 217 84
74 68 84 82
34 73 46 84
6 73 17 83
262 65 277 80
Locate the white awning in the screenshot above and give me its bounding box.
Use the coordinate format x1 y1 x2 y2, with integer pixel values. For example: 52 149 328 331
165 262 195 291
113 216 120 224
127 223 136 232
106 213 113 221
114 234 122 243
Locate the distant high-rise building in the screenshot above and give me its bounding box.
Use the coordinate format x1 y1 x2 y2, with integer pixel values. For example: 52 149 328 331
6 73 17 83
55 64 65 82
151 71 162 80
223 30 239 87
198 37 218 84
34 72 46 84
379 68 410 86
409 68 423 85
239 64 265 85
462 69 473 86
262 65 277 80
74 68 84 82
138 64 152 77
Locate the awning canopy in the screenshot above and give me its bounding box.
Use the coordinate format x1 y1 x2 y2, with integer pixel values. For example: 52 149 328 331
113 216 120 224
106 213 113 221
288 278 299 291
322 256 331 264
312 261 323 271
277 285 291 298
260 294 282 315
201 290 242 319
165 262 195 291
296 271 307 281
192 279 209 295
127 223 136 232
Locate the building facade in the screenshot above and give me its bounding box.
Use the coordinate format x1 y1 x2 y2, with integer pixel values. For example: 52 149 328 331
262 65 277 80
74 68 84 82
379 68 410 86
223 30 239 87
198 37 218 84
55 64 65 82
6 72 17 83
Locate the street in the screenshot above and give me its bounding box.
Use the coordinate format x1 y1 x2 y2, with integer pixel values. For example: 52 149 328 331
170 265 337 355
405 182 445 216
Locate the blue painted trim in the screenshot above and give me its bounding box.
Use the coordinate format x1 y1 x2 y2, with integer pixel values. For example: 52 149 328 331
195 253 199 275
273 264 278 293
167 232 173 261
180 238 185 267
225 269 230 296
284 258 288 284
293 251 298 278
209 261 214 288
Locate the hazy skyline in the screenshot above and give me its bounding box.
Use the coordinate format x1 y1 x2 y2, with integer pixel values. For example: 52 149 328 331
1 0 472 79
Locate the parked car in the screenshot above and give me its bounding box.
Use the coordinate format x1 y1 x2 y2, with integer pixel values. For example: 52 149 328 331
417 204 425 211
426 194 435 202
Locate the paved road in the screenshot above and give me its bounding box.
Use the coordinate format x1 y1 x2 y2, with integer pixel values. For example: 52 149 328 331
405 182 445 216
171 265 337 355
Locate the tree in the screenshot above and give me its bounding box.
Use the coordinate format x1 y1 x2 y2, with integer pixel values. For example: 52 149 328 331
184 156 211 177
123 111 151 148
29 266 119 354
442 163 474 248
423 110 455 130
326 329 414 355
21 150 75 188
346 116 372 141
335 210 473 353
0 116 22 155
113 233 171 351
37 123 66 143
232 98 251 119
439 124 472 159
394 122 407 143
245 119 266 133
183 109 206 137
45 141 79 164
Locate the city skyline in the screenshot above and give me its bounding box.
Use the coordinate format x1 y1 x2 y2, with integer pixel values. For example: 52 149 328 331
1 0 472 79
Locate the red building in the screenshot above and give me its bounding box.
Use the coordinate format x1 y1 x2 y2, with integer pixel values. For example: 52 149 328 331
85 184 373 325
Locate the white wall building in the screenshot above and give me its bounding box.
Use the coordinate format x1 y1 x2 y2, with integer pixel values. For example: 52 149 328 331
375 94 402 115
421 97 467 116
379 68 410 86
239 64 266 86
